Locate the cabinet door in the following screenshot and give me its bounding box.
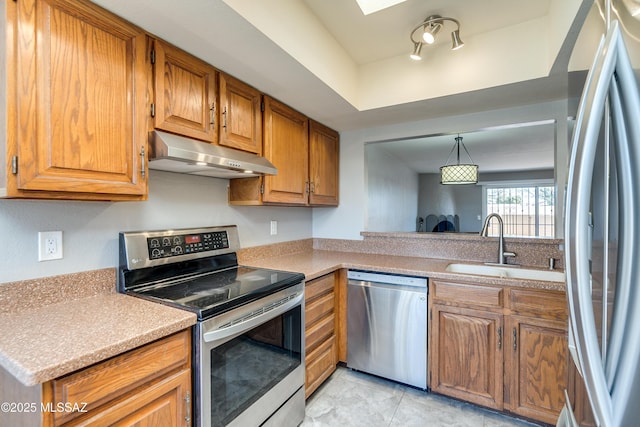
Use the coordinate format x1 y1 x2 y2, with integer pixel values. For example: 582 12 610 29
65 369 191 427
262 96 309 205
506 316 568 424
431 305 504 410
308 120 339 206
153 40 218 143
219 73 262 154
11 0 148 199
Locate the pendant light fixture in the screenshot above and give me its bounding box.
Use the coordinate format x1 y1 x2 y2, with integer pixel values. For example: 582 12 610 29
440 134 478 185
409 15 464 60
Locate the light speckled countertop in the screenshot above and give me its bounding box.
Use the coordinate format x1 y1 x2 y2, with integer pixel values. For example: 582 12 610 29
240 249 566 292
0 246 563 388
0 269 196 386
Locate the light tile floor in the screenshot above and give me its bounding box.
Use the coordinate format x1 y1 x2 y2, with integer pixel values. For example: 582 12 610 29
302 367 543 427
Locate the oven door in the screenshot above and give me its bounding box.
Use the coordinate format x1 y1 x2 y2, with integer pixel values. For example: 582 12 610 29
195 283 305 427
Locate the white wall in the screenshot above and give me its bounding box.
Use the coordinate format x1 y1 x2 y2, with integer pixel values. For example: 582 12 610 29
313 100 570 240
366 145 418 232
0 171 312 283
418 174 482 233
312 129 367 240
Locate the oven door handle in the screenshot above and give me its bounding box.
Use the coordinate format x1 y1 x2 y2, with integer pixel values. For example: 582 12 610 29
203 291 303 343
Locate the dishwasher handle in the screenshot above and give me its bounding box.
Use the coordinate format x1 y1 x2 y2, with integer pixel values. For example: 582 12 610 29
347 270 427 288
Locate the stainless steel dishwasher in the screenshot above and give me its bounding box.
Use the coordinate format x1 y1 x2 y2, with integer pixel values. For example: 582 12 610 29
347 270 428 389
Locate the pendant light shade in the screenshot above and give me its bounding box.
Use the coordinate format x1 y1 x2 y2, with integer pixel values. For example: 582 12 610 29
440 135 478 185
440 164 478 184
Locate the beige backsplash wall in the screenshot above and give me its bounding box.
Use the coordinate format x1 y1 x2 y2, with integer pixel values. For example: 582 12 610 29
239 232 564 270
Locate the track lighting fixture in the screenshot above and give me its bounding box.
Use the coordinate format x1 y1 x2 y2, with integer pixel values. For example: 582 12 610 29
409 14 464 60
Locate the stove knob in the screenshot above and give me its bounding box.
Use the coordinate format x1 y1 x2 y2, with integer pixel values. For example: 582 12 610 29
151 248 161 258
174 246 183 255
162 237 171 246
173 236 182 245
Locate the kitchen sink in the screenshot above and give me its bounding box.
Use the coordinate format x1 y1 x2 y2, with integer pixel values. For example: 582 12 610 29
445 263 565 283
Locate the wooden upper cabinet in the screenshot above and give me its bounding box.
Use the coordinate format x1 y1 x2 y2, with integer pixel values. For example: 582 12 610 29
219 73 262 154
228 99 339 207
152 39 218 143
6 0 148 200
262 96 309 204
309 120 339 206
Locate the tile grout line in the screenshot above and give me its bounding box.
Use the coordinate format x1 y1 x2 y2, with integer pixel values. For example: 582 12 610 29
386 388 407 427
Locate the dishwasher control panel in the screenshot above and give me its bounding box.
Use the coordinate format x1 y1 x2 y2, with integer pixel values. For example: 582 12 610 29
347 270 427 288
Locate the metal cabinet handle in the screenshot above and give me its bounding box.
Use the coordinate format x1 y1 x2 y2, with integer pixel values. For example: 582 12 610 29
497 326 502 350
222 107 227 130
140 147 146 179
184 392 191 427
513 327 517 351
210 103 215 126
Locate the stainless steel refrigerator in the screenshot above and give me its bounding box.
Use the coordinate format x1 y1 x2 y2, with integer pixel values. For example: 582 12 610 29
559 0 640 426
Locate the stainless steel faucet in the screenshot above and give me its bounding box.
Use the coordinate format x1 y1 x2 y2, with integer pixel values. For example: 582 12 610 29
480 213 516 265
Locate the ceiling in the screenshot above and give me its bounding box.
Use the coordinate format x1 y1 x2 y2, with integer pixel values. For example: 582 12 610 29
91 0 591 130
302 0 552 65
89 0 591 172
370 121 556 174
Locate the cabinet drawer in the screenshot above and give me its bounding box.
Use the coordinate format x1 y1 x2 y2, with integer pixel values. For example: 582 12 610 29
306 313 335 351
433 281 503 308
306 291 334 327
306 274 335 301
305 335 336 398
509 288 567 320
50 330 190 424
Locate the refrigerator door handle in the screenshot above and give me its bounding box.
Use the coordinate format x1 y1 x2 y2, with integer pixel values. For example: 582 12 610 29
565 21 620 427
605 28 640 424
556 391 580 427
566 19 640 427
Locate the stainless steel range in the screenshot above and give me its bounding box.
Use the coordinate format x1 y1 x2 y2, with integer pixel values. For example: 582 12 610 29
118 225 305 427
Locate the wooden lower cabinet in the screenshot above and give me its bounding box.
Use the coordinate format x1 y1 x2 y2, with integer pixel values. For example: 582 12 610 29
431 305 504 410
506 316 568 424
430 280 568 424
42 330 192 426
304 272 338 398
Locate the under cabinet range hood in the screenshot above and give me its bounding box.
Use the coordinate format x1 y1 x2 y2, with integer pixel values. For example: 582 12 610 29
148 130 277 178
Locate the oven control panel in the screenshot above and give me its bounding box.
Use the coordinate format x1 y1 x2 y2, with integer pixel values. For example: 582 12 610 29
147 231 229 259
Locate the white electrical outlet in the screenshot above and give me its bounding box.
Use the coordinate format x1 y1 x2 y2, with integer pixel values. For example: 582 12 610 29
270 220 278 236
38 231 63 261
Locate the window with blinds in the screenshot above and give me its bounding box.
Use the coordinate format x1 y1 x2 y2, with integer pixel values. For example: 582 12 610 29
484 185 555 237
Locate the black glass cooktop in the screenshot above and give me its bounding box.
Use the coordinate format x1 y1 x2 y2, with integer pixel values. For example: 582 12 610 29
129 265 304 320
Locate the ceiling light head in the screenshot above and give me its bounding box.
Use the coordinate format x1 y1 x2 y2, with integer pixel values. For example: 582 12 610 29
422 18 442 44
451 29 464 50
410 41 423 60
